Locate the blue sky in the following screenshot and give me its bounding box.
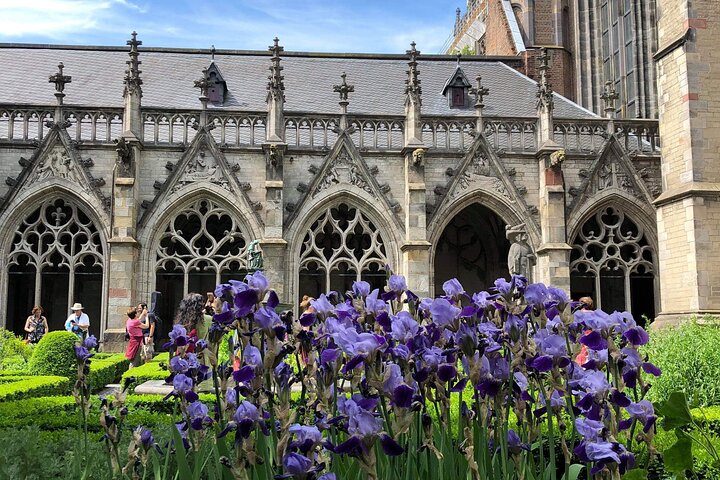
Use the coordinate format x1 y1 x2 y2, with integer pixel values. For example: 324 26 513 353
0 0 459 53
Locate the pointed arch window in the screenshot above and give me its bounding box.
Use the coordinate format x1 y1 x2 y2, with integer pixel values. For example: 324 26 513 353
570 206 655 321
298 203 388 300
6 198 104 336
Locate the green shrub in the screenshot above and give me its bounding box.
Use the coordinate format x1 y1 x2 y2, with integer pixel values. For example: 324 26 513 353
28 331 79 380
644 317 720 407
87 354 130 392
0 375 70 401
121 352 171 392
0 328 33 367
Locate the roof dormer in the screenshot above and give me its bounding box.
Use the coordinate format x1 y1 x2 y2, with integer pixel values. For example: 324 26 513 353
206 62 227 105
441 61 473 109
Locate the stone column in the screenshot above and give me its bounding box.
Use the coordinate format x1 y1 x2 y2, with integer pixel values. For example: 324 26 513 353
534 142 571 291
104 32 144 351
653 0 720 326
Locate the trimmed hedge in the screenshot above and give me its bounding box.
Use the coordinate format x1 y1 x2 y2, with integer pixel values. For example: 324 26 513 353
0 394 216 432
121 353 171 392
0 375 70 401
88 354 130 392
28 331 78 380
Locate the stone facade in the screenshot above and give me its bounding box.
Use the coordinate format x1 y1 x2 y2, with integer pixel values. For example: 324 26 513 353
0 38 663 348
653 0 720 325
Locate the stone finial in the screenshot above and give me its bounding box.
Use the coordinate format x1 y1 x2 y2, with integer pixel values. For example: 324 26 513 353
211 45 216 61
536 47 553 112
405 42 422 101
194 68 212 104
267 37 285 101
470 75 490 109
124 31 143 97
49 62 72 106
601 81 618 118
333 72 354 105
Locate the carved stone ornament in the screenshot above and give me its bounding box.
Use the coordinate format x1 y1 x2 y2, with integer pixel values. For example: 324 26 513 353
33 145 83 186
114 137 133 178
452 153 511 200
549 149 566 168
313 147 375 198
506 223 535 280
412 147 426 168
247 239 264 271
171 148 230 193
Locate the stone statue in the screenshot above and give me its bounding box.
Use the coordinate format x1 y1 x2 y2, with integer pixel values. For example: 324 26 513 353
506 223 535 280
247 240 264 271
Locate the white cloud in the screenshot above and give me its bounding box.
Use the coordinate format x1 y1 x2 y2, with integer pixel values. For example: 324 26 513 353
0 0 143 39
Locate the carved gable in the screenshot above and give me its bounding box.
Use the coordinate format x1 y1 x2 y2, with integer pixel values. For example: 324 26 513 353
567 136 655 215
0 125 109 214
139 127 260 227
286 131 403 231
432 135 535 217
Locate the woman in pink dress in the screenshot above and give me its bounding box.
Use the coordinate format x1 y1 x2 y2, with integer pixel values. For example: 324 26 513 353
125 306 149 367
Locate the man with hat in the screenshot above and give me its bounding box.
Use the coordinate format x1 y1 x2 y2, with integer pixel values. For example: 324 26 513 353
65 303 90 340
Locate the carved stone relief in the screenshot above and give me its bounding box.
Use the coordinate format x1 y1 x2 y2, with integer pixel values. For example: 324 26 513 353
313 147 375 198
171 148 230 193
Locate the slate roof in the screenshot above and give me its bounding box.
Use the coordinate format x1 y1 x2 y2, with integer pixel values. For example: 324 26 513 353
0 44 597 119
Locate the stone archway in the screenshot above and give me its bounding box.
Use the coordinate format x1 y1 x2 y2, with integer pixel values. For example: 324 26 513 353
433 203 510 295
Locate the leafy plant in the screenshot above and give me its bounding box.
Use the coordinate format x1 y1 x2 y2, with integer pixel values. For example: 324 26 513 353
0 328 33 368
644 317 720 407
28 330 78 380
0 375 70 401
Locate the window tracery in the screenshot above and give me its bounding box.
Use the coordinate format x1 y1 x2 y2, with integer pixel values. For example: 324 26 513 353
570 206 655 317
155 198 248 294
6 198 104 334
298 203 387 299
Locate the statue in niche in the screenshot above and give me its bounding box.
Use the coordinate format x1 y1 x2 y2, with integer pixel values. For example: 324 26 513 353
247 240 264 271
506 223 535 280
114 137 133 177
598 162 613 190
36 147 74 182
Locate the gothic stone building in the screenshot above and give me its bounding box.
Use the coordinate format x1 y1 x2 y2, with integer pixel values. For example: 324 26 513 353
0 37 663 347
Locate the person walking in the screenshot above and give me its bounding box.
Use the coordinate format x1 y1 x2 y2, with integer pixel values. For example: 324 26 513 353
24 306 48 344
125 306 149 367
65 303 90 340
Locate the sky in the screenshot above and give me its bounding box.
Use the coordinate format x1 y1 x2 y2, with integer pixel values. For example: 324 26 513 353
0 0 460 54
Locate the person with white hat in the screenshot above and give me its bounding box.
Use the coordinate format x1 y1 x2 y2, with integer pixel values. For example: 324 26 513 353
65 303 90 340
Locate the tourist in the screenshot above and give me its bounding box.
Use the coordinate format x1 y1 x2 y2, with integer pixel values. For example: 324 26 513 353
298 295 316 366
65 303 90 340
204 292 218 315
575 296 594 366
175 293 209 354
125 306 149 367
138 302 155 363
24 305 48 344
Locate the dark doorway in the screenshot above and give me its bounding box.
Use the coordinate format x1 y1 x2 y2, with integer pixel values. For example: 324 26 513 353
434 204 510 295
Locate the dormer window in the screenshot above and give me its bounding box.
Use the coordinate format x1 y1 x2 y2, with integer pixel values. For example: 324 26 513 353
206 63 227 105
451 87 465 107
441 63 472 109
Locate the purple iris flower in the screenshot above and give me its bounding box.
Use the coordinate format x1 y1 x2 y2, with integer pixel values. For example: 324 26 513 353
185 353 200 369
243 345 263 370
280 452 313 478
494 278 512 295
274 362 294 391
232 401 260 438
311 294 334 315
547 287 570 304
73 346 93 362
170 355 189 373
245 271 269 293
226 387 237 407
390 311 419 342
288 424 322 448
576 309 613 332
333 301 357 321
575 417 605 442
83 335 98 350
442 278 464 297
579 370 611 397
389 274 407 293
383 363 404 394
421 346 444 370
352 281 371 298
173 374 193 394
393 384 414 408
215 279 250 298
472 291 497 309
320 348 341 365
438 364 458 382
187 400 212 430
585 441 622 464
524 283 549 305
365 289 387 315
169 324 188 346
254 306 281 332
622 400 656 433
534 329 568 357
429 298 461 326
507 429 530 454
623 327 650 346
580 330 608 351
